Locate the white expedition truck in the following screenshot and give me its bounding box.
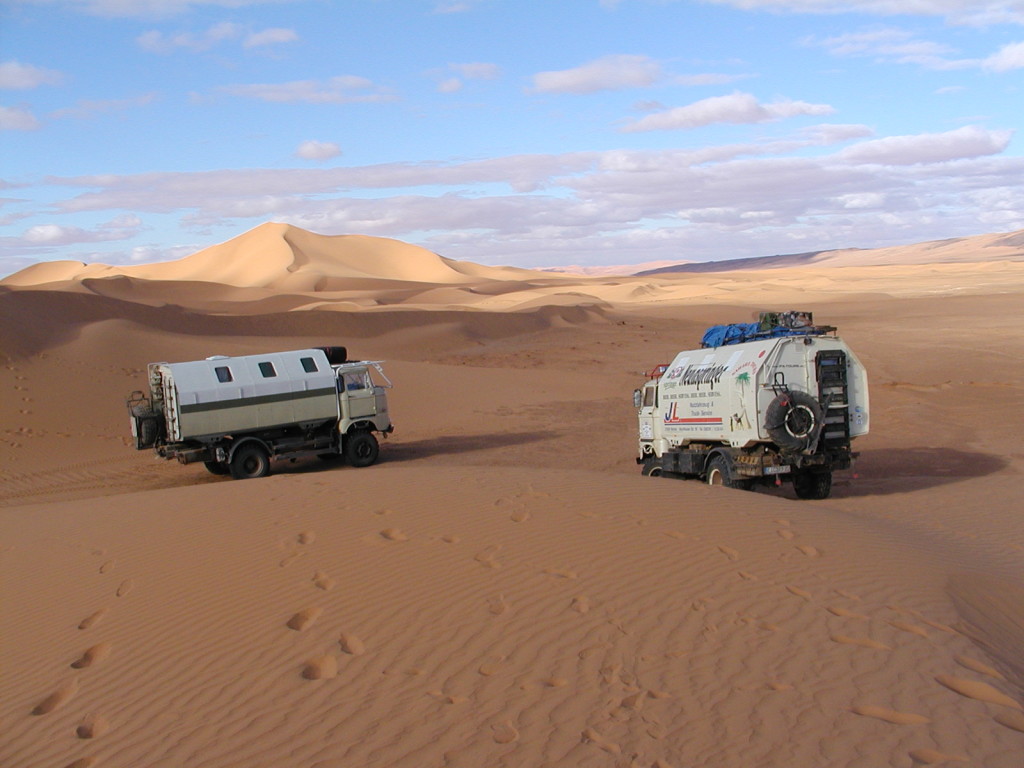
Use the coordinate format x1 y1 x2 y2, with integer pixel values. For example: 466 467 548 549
127 346 393 479
635 312 868 499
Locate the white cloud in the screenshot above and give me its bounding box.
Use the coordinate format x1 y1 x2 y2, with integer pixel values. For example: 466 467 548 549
0 105 41 130
18 214 142 247
22 132 1022 269
295 140 341 161
222 76 394 104
14 1 293 19
983 40 1024 70
622 92 835 132
838 125 1013 165
675 72 754 86
50 92 158 120
450 62 500 80
244 27 299 48
0 61 64 90
137 22 240 53
702 1 1024 27
531 54 662 94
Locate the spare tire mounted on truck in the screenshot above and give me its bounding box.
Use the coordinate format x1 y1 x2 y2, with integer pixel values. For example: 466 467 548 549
634 311 869 500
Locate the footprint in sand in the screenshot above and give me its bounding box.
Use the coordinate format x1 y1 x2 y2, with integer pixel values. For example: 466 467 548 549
889 619 930 638
491 720 519 744
834 589 862 602
297 531 315 545
63 758 96 768
475 549 501 569
71 643 112 669
440 535 460 544
78 608 107 631
581 727 621 755
851 704 930 724
286 607 323 632
509 509 531 523
543 567 577 579
827 606 869 620
571 595 590 614
338 632 365 655
831 634 891 651
663 531 687 541
908 748 968 765
279 551 305 568
488 595 509 615
795 545 820 557
32 678 80 715
312 571 336 591
786 585 812 601
115 579 133 597
777 529 795 540
934 675 1022 711
954 655 1004 680
99 560 115 574
478 656 504 676
76 714 110 739
738 571 757 581
380 528 408 542
301 654 338 680
717 545 739 561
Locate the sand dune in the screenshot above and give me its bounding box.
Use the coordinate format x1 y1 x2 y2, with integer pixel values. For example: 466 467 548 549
2 225 1023 767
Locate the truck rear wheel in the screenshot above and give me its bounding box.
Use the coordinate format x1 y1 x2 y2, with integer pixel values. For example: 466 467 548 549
793 471 832 500
345 431 379 468
706 455 752 491
204 460 229 475
230 444 271 480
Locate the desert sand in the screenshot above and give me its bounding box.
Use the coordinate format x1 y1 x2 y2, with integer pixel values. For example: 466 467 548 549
1 223 1022 768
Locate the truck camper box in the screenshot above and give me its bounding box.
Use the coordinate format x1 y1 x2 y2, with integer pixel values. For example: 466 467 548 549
636 312 868 500
127 346 393 480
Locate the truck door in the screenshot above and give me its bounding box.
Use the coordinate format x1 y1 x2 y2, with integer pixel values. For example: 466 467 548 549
341 370 376 419
637 382 658 442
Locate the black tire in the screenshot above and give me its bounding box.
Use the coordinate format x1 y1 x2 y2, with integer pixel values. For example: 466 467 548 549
793 471 832 500
345 431 379 468
204 460 229 475
765 391 823 451
641 456 663 477
229 443 271 480
705 454 752 490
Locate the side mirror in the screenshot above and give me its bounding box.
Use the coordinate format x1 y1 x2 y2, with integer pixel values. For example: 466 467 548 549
633 389 642 408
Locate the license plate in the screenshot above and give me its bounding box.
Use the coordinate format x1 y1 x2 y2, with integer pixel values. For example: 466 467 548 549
763 465 791 475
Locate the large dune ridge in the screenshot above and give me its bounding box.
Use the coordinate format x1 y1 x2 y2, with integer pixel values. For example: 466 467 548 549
1 225 1023 767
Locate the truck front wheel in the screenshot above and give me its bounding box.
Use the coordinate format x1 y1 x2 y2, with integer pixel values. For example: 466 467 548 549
345 431 379 468
706 455 752 491
793 471 832 500
230 444 271 480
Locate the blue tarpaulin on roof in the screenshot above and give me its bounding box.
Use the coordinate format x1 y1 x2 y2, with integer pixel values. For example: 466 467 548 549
701 323 824 348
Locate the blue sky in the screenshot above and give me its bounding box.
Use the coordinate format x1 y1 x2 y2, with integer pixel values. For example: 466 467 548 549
1 0 1022 275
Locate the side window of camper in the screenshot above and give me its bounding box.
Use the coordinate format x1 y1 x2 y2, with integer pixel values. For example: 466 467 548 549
258 362 277 378
215 366 233 383
300 356 318 373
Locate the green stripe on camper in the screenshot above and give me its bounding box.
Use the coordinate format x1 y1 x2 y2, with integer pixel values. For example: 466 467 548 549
179 387 337 414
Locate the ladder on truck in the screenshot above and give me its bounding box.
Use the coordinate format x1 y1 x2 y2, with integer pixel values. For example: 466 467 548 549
815 350 850 448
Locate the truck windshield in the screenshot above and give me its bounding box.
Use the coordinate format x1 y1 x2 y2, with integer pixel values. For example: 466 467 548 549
343 372 371 391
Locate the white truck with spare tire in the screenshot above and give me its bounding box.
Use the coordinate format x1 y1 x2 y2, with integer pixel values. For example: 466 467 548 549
127 346 393 479
635 312 869 499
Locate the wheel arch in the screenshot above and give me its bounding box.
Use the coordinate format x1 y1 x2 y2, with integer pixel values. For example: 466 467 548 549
226 435 272 464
